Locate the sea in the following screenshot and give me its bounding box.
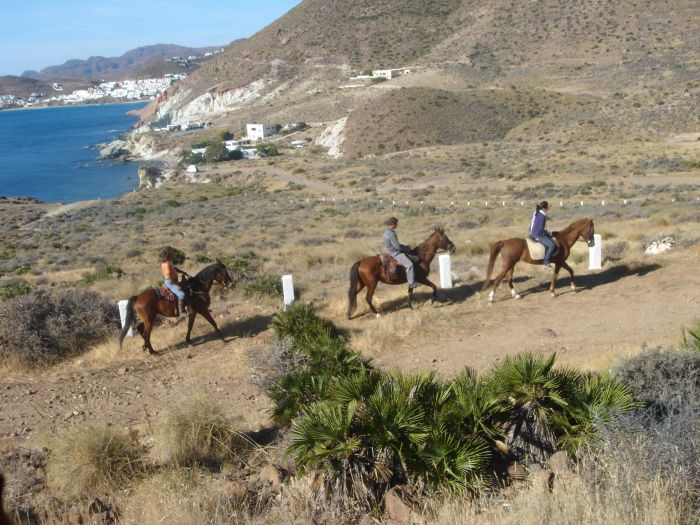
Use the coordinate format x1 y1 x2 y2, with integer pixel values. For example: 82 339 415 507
0 101 148 203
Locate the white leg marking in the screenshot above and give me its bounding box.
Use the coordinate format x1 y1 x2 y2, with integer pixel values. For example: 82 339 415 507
488 290 495 302
375 313 381 319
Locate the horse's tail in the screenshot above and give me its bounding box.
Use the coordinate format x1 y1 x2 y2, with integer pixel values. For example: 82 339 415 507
118 296 137 349
347 260 362 319
481 241 505 291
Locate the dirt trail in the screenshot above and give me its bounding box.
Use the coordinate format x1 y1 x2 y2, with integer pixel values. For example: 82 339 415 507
1 252 698 447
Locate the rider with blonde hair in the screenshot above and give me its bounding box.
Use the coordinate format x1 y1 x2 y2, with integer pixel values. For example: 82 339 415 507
160 247 188 316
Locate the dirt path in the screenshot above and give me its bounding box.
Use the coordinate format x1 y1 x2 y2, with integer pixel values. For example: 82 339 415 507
1 252 698 448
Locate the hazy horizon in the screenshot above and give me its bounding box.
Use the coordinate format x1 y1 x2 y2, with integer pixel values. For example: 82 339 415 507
0 0 301 76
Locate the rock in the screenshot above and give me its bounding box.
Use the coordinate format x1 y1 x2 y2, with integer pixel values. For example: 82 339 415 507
506 462 528 481
530 469 555 492
138 166 165 189
645 236 675 255
99 140 129 160
258 464 288 492
548 451 570 474
384 485 424 525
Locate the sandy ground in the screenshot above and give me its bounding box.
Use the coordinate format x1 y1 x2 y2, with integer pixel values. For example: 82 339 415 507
1 249 697 448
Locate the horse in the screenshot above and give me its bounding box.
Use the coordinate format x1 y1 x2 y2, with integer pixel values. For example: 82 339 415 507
0 474 11 525
119 260 233 355
347 226 456 318
481 218 595 302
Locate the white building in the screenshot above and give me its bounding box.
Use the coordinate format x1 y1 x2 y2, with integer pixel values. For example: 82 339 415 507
372 68 413 80
246 124 278 141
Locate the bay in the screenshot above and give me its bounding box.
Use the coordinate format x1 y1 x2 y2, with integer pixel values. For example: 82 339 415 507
0 102 147 203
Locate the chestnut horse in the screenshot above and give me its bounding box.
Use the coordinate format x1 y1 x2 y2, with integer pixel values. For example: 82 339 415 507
347 227 456 318
481 218 595 302
119 260 233 354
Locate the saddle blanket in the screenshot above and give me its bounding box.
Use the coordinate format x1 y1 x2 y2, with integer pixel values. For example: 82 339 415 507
526 238 559 261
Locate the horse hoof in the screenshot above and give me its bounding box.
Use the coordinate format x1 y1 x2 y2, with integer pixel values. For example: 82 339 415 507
148 349 159 356
515 294 522 300
571 285 577 291
550 292 556 297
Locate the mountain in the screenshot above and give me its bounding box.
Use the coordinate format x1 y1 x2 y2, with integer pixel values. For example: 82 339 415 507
0 76 90 104
137 0 700 156
21 44 222 82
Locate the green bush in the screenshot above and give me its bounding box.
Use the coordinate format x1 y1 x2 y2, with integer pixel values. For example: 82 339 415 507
158 246 186 265
204 142 230 163
0 289 119 365
255 143 280 157
219 251 259 280
79 264 124 286
243 274 282 298
0 279 32 300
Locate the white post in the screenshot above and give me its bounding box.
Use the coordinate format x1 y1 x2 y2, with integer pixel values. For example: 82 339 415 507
588 234 602 270
118 300 133 337
281 275 295 310
439 254 453 289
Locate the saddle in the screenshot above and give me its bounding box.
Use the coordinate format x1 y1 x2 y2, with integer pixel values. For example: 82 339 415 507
157 286 178 302
380 254 400 281
526 237 560 261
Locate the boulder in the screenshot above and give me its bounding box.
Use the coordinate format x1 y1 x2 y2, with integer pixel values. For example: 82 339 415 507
258 463 288 493
138 166 165 189
99 140 129 160
384 485 424 525
548 451 570 475
645 236 675 255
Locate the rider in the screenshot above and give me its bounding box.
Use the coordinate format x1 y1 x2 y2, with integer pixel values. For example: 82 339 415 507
383 217 419 289
529 201 556 268
160 247 188 316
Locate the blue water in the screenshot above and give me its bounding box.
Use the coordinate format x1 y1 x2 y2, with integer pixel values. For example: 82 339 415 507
0 102 147 203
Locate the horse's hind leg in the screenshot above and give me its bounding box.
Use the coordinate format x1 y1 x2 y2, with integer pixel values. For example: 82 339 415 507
365 282 379 317
142 319 158 355
489 267 510 303
550 265 562 296
185 312 196 345
507 269 521 299
418 278 438 304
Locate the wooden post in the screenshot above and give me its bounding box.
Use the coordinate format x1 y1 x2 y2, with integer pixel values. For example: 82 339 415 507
118 300 133 337
281 274 295 310
588 234 602 270
439 254 452 289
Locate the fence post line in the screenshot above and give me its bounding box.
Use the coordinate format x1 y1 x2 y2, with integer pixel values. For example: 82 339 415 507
281 275 295 310
439 254 453 289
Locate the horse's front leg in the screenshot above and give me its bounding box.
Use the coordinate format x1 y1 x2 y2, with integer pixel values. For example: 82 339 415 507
200 309 225 342
418 278 438 304
407 286 413 309
560 261 577 290
185 311 196 345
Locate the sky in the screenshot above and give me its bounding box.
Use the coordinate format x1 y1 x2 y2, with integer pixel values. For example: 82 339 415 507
0 0 302 76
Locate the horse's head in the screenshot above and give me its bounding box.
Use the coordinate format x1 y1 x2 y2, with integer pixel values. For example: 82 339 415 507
214 259 234 288
582 219 595 247
434 226 456 254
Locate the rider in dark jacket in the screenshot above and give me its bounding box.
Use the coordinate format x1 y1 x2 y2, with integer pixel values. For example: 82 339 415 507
529 201 556 268
383 217 418 288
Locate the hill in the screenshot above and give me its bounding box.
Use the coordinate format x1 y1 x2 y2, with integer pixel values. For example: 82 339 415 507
135 0 700 157
21 44 221 82
0 75 89 104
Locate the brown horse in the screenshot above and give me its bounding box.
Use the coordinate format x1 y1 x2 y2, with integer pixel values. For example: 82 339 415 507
0 474 12 525
119 260 233 354
347 226 456 318
481 218 595 302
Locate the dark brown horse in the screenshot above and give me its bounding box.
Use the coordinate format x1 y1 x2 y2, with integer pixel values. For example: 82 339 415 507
119 260 233 354
347 226 456 318
0 474 11 525
481 218 595 302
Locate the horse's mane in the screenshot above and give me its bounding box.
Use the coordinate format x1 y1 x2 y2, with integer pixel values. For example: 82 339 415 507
414 226 445 255
190 261 226 289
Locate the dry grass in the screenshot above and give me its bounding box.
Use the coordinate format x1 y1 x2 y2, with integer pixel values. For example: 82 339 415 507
156 394 252 467
46 424 147 498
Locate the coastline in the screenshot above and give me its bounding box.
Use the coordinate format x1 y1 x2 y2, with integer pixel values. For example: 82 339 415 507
0 99 149 113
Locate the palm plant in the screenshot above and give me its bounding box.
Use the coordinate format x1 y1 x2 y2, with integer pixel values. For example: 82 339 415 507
487 353 582 462
552 372 636 454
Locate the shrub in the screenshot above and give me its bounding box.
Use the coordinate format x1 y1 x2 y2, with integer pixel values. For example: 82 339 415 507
79 264 124 286
47 425 147 498
0 279 31 300
158 395 250 467
219 251 260 280
256 143 280 157
204 142 230 163
0 289 119 365
158 246 186 265
244 274 282 298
